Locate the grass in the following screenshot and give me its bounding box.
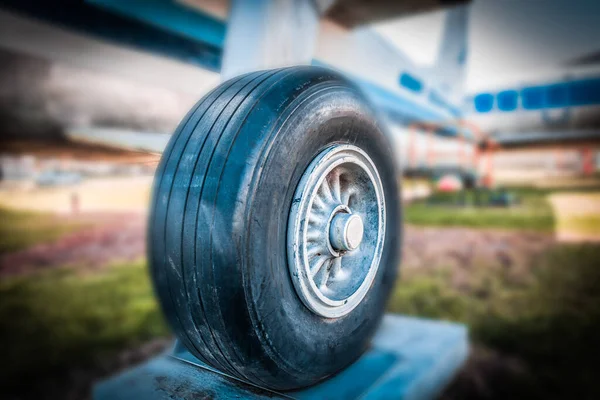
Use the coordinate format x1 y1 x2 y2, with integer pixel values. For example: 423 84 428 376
0 261 168 398
0 207 83 254
3 245 598 399
388 244 600 399
1 188 599 399
405 187 561 232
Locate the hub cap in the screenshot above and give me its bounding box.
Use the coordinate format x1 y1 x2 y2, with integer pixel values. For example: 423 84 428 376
287 145 386 318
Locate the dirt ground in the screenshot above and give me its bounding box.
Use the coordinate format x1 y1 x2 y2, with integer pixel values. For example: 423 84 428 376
1 210 555 281
403 225 555 290
0 212 146 276
0 210 584 400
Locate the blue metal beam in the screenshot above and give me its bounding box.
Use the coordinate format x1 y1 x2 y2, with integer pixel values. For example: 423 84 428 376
86 0 226 49
0 0 223 71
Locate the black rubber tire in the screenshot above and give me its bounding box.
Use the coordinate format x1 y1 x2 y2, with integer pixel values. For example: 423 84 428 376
148 66 401 390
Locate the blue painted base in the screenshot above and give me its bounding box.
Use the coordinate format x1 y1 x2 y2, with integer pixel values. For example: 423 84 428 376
94 315 469 400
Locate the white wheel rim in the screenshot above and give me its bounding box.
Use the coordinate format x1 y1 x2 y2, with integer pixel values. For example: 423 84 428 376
287 145 386 318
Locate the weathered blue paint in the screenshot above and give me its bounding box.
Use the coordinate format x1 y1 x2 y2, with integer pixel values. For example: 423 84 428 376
86 0 226 49
94 314 469 400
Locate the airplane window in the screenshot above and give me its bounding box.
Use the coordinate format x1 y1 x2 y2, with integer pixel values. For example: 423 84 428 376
569 78 600 107
522 86 545 110
474 93 494 112
547 84 568 108
399 72 423 93
497 90 518 111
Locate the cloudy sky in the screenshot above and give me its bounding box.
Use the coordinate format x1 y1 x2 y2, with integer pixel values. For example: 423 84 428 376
374 0 600 91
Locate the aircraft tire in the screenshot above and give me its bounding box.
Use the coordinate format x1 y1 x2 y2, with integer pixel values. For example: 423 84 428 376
148 66 401 390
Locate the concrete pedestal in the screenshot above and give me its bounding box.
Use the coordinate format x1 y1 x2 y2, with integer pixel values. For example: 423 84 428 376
95 314 468 400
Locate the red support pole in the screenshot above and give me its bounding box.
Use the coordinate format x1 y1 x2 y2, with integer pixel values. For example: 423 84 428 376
457 133 466 169
71 192 80 215
408 125 418 169
426 127 435 169
582 147 594 176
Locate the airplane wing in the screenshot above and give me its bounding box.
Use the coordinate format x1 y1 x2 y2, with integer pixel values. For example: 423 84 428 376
179 0 471 27
67 128 171 155
319 0 469 27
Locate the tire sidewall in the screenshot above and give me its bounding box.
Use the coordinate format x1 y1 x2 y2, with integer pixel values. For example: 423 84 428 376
219 75 401 387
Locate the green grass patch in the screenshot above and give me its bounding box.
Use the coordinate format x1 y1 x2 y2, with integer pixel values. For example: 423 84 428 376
0 207 83 254
0 261 168 395
389 244 600 399
405 187 556 231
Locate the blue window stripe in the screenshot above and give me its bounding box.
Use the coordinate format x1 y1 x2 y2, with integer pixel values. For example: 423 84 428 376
472 76 600 113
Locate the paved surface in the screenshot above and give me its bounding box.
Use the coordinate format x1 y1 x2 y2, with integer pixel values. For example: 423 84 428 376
549 192 600 242
0 176 153 214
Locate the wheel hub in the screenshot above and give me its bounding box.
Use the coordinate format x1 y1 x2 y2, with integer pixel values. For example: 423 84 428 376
329 212 364 252
287 145 386 318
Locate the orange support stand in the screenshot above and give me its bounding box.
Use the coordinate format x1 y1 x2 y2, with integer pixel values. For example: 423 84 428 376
408 127 417 169
406 120 496 188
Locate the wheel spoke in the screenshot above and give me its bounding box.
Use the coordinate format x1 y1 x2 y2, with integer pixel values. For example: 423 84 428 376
341 188 355 206
331 171 342 203
305 230 321 242
310 255 330 277
308 211 325 226
327 257 343 283
316 259 332 288
320 178 336 204
307 244 328 260
312 194 327 210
